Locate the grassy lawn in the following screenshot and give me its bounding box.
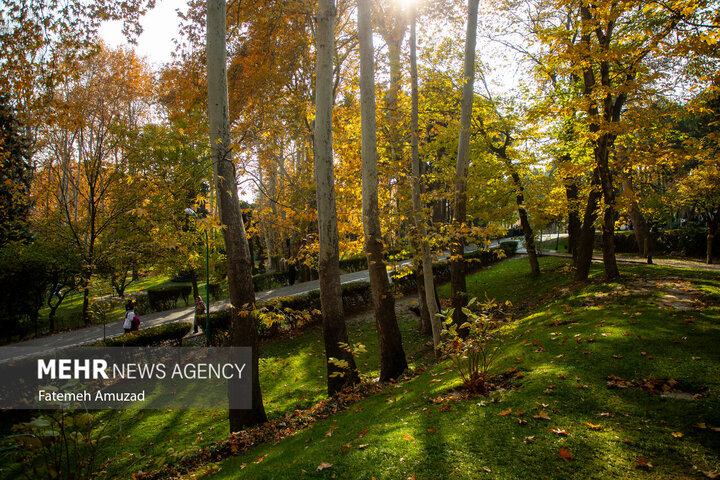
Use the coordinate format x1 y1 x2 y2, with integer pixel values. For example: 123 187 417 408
0 306 430 479
187 259 719 479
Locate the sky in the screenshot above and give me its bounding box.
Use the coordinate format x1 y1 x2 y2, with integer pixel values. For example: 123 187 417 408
98 0 187 67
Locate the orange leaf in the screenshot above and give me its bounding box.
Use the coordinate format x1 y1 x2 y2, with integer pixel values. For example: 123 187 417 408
558 447 574 462
551 428 569 436
403 434 415 441
357 429 369 438
533 411 551 420
427 428 437 433
498 408 512 416
586 422 603 430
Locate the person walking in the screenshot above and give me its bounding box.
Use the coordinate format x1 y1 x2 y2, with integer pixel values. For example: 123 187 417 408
123 303 136 334
194 295 206 334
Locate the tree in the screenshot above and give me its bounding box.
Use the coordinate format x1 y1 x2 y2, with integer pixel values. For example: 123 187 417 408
206 0 267 430
450 0 480 327
408 2 441 348
676 162 720 263
0 95 32 244
314 0 361 395
358 0 408 380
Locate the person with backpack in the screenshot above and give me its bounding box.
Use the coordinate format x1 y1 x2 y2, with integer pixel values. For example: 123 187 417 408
123 303 135 333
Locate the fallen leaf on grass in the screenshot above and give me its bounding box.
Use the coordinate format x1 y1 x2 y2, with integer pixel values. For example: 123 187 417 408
358 444 369 449
403 434 415 441
533 411 551 420
523 436 535 444
586 422 603 430
558 447 574 462
671 432 684 438
635 457 653 469
551 428 569 436
699 469 720 479
483 466 492 473
427 428 437 433
439 404 452 412
317 462 333 471
357 429 369 438
499 408 512 416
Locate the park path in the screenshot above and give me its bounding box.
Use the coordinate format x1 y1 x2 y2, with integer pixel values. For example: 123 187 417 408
539 249 720 272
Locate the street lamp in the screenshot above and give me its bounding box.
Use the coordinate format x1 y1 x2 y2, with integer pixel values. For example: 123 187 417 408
185 207 211 346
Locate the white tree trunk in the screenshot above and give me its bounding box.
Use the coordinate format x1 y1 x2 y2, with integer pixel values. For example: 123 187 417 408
408 7 441 350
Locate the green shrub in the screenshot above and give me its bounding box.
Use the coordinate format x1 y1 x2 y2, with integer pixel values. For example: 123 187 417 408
146 285 192 311
131 293 151 315
499 240 518 256
252 272 287 292
338 255 367 273
101 322 191 346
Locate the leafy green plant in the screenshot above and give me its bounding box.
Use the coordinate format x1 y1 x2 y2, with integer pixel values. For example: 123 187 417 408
328 342 366 379
438 297 510 394
9 410 111 480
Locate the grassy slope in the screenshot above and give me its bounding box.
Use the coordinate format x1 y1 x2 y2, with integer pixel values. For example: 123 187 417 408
66 308 427 478
194 257 720 479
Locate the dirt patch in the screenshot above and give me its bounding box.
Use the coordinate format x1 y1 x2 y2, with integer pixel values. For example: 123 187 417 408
631 278 704 311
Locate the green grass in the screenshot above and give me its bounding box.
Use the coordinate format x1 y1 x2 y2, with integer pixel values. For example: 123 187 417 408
0 308 429 479
5 259 719 479
437 256 580 310
190 261 719 479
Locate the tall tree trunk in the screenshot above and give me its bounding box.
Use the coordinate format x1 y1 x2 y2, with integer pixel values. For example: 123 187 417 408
621 177 651 257
597 143 619 279
207 0 267 432
315 0 360 395
409 6 440 346
564 174 582 265
358 0 408 380
451 0 480 326
575 169 602 281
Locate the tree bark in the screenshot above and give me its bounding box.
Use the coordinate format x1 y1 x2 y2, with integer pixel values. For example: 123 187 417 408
358 0 408 380
597 143 619 280
408 6 440 346
207 0 267 432
451 0 480 327
574 169 602 281
315 0 360 395
564 174 582 265
621 177 651 257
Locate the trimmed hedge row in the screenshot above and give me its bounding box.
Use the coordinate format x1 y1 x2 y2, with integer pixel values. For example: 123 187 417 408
599 226 719 258
201 281 374 345
100 323 192 347
391 242 517 294
338 255 368 273
147 285 192 312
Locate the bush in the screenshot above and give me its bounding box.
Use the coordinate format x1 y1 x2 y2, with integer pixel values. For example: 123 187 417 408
146 285 192 311
101 322 191 346
338 255 367 273
129 293 150 315
390 245 513 294
499 240 518 256
438 297 510 394
252 272 287 292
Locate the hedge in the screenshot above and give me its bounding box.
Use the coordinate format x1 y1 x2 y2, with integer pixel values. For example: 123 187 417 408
252 272 287 291
147 285 192 311
596 226 720 258
338 255 368 273
391 243 517 294
201 282 374 345
100 322 191 347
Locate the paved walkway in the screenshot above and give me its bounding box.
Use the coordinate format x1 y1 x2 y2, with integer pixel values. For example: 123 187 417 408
539 249 720 272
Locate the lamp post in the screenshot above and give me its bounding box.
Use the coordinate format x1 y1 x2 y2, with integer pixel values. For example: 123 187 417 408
185 208 211 346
